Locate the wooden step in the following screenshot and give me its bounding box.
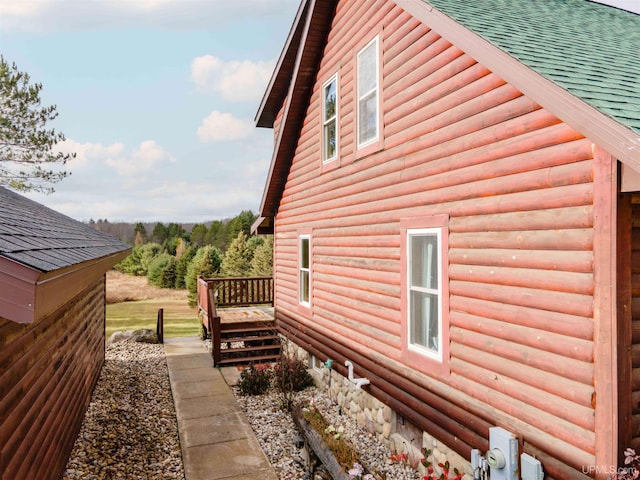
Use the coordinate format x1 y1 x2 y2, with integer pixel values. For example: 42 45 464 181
216 353 281 366
222 344 281 354
220 334 280 343
220 325 277 335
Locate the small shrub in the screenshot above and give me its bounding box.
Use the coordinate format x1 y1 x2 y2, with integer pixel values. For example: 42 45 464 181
273 356 315 393
237 364 272 396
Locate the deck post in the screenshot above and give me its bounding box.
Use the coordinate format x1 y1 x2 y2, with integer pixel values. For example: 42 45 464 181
207 284 222 365
156 308 164 344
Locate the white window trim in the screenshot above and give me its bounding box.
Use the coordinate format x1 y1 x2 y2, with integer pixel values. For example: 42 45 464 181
309 354 323 370
406 227 443 362
322 74 338 163
357 35 379 149
299 234 311 307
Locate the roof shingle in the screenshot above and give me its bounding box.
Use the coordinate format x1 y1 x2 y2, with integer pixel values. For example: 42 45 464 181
0 187 130 272
426 0 640 135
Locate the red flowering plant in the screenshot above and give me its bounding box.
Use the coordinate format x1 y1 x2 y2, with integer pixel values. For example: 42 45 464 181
390 448 463 480
389 452 408 464
611 448 640 480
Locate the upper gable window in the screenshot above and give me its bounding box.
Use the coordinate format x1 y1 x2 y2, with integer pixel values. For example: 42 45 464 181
322 74 338 162
357 36 379 148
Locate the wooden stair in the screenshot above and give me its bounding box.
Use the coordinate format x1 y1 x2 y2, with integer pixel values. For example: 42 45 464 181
216 321 281 367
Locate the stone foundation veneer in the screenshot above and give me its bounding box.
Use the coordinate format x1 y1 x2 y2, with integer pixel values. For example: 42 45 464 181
286 341 474 479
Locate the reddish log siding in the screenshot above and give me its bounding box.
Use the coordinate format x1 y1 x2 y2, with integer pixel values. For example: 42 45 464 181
0 277 105 480
274 1 599 478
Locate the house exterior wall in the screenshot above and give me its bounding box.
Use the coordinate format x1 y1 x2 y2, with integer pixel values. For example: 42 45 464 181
0 277 106 480
272 1 611 479
628 193 640 449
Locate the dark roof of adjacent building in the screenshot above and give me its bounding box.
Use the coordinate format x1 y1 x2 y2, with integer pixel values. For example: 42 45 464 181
0 187 130 273
426 0 640 136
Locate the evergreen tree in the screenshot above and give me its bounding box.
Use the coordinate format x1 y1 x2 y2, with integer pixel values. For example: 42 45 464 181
148 253 175 288
220 231 252 277
175 237 187 260
134 231 145 246
158 257 177 288
205 220 226 251
226 210 257 245
175 245 197 289
134 222 147 242
191 223 207 247
166 223 185 240
185 246 222 305
0 56 73 193
246 234 264 258
249 235 273 276
151 222 168 244
114 246 144 276
138 243 163 275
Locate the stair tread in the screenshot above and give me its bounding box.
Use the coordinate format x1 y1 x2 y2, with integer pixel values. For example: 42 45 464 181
216 354 281 366
221 334 280 343
222 344 281 353
221 326 276 334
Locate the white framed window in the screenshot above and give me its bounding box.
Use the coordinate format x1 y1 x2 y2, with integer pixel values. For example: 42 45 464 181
357 36 379 148
299 234 311 306
322 74 338 162
407 228 442 360
309 354 322 370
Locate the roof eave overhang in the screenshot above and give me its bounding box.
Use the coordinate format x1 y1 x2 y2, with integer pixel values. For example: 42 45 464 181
0 248 131 324
393 0 640 170
251 216 274 235
256 0 337 222
255 0 311 128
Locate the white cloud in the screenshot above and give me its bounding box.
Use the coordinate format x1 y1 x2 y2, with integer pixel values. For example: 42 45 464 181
57 139 125 169
190 55 274 102
0 0 298 33
0 0 50 16
197 111 254 143
106 140 175 176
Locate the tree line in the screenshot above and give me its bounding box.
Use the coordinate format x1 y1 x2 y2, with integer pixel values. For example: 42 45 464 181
96 210 273 305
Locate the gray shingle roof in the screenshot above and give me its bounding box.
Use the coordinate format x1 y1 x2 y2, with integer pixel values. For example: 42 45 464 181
0 187 130 272
426 0 640 136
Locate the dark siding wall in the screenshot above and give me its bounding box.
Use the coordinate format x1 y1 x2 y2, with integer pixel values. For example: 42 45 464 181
0 277 105 480
273 1 600 479
632 196 640 450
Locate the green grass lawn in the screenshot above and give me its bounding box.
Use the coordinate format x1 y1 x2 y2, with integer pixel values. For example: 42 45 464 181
106 299 200 339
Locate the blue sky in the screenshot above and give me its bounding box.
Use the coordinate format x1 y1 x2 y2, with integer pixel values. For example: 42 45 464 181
0 0 299 223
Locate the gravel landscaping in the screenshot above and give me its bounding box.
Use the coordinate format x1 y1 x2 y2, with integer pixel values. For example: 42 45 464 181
234 388 422 480
64 341 421 480
63 342 184 480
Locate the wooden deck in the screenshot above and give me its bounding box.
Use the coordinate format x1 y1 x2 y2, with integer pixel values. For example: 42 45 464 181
217 306 274 324
197 277 279 367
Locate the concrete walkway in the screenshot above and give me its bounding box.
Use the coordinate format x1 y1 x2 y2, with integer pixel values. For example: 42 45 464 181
164 337 278 480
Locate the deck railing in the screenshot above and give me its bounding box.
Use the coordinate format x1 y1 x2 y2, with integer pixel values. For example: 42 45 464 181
196 276 277 366
197 276 273 317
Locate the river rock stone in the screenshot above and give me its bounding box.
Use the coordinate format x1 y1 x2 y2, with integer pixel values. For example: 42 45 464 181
107 329 158 344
